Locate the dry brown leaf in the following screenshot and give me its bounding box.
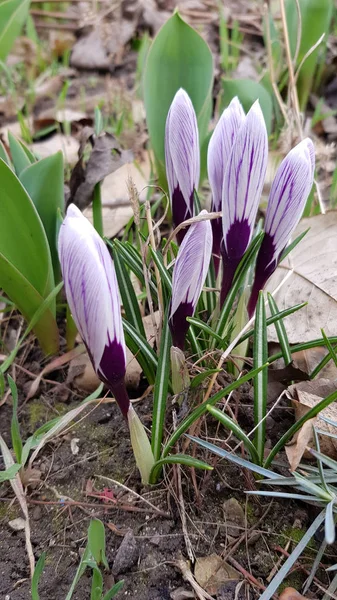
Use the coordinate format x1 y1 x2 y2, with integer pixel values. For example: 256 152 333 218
285 379 337 466
267 212 337 343
32 133 80 164
292 346 337 380
194 554 241 595
26 345 84 400
279 588 310 600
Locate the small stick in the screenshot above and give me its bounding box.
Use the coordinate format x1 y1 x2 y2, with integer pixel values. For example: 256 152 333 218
30 9 79 19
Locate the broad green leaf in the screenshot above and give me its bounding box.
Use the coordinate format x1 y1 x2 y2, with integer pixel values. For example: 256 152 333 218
0 140 10 165
0 0 30 61
221 78 273 134
286 0 333 110
0 158 58 354
0 462 21 482
8 132 31 176
20 152 64 278
143 11 213 179
88 519 108 569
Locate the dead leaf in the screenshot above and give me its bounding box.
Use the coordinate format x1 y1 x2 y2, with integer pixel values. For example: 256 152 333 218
194 554 241 595
26 345 84 400
285 379 337 466
32 133 80 164
279 588 310 600
69 131 132 210
292 346 337 380
70 438 80 455
267 212 337 343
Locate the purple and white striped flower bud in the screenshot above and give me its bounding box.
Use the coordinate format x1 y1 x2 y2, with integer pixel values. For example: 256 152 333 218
221 101 268 305
207 97 245 275
58 204 154 483
165 88 200 244
169 210 212 349
247 138 315 316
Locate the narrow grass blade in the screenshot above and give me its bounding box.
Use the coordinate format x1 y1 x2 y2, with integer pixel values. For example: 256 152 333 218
253 291 268 463
187 435 279 479
190 369 222 389
162 363 269 458
268 336 337 364
279 228 310 262
122 319 157 385
267 293 292 366
111 239 157 299
264 388 337 467
149 454 212 484
321 328 337 368
151 310 172 462
310 345 337 379
31 552 46 600
303 538 327 593
8 375 22 463
113 248 146 337
149 247 172 293
237 302 307 346
325 500 335 544
207 405 260 463
258 510 326 600
187 317 223 345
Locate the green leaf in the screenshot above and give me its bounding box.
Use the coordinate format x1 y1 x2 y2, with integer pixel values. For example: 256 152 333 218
149 453 212 483
286 0 333 110
0 462 21 482
0 159 58 354
9 375 22 463
237 302 307 347
0 0 30 61
88 519 109 569
20 152 64 279
162 362 269 458
143 11 213 179
280 228 310 262
267 293 292 366
190 368 222 389
122 318 157 385
8 132 31 176
264 387 337 468
91 566 103 600
31 552 46 600
221 78 273 134
151 309 172 463
187 317 223 345
0 140 10 165
253 292 268 464
113 248 146 338
207 405 260 464
102 580 124 600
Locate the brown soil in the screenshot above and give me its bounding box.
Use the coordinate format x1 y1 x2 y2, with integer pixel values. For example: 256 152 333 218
0 356 333 600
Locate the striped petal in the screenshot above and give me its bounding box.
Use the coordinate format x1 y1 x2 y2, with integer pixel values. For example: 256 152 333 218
58 204 127 409
220 101 268 304
169 210 212 349
165 89 200 242
208 96 245 213
247 138 315 316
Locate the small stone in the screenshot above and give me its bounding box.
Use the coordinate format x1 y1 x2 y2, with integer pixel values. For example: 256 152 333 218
222 498 245 537
8 517 25 531
32 506 42 521
113 530 138 575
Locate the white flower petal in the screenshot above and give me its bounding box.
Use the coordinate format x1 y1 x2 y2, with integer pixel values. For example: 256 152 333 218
170 210 213 317
222 100 268 245
208 97 245 212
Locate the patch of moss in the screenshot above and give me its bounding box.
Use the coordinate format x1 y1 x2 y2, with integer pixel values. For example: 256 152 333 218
28 399 48 429
54 402 69 416
278 570 306 594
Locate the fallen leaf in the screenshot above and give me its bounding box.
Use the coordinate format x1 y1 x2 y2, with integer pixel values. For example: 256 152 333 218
279 587 310 600
285 379 337 465
194 554 241 595
26 345 84 400
8 517 26 531
292 346 337 380
267 212 337 343
69 131 132 210
32 133 79 164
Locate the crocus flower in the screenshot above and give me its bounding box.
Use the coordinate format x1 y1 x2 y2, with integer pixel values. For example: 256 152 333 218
169 210 212 349
58 204 154 483
221 100 268 305
207 97 245 276
165 88 200 244
247 138 315 316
